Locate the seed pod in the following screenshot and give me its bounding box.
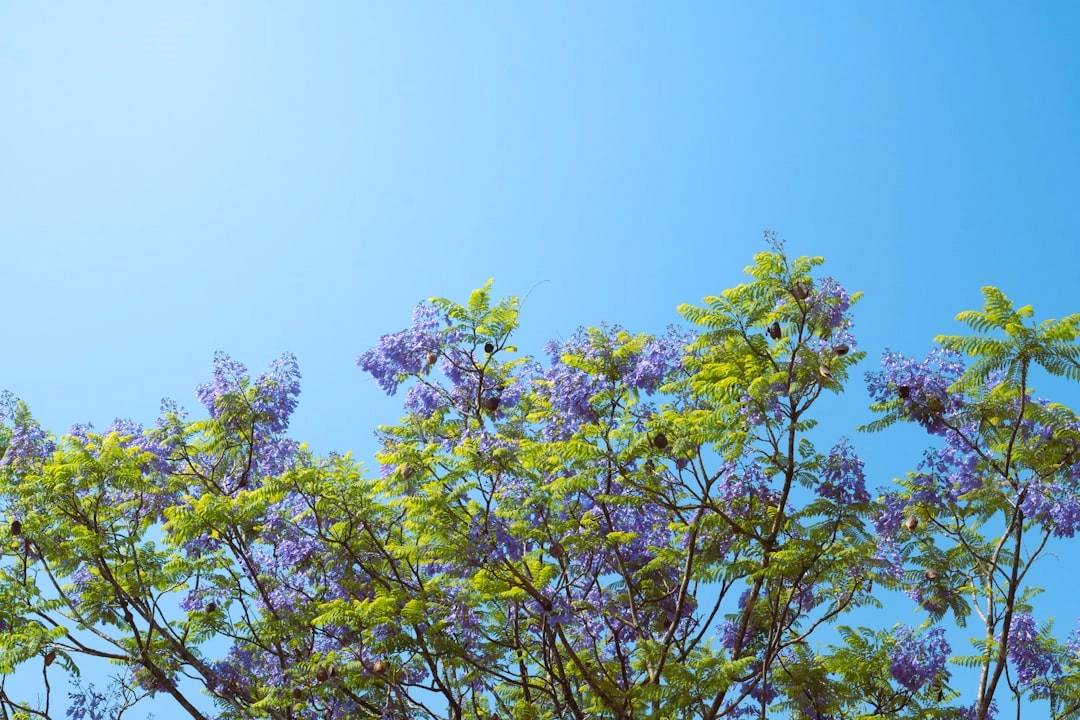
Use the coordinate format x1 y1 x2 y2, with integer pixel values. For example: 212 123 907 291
292 688 304 700
44 650 56 667
206 601 217 613
484 342 495 354
897 385 911 399
316 668 329 683
482 396 500 412
818 365 833 380
766 322 781 340
792 282 810 300
833 343 849 357
10 520 21 536
372 660 388 676
549 541 565 560
400 465 415 481
652 433 668 450
426 352 438 367
905 516 919 531
924 568 940 581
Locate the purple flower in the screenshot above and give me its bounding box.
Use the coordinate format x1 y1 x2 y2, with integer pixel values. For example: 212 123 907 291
872 538 905 583
1019 478 1080 538
888 624 950 692
0 393 55 469
1003 612 1059 688
534 325 687 440
874 493 906 537
866 348 966 436
357 302 447 395
189 352 302 484
817 439 870 505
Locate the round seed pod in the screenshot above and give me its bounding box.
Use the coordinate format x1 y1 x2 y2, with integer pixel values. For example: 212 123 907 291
10 520 21 536
316 668 329 683
484 342 495 353
373 660 388 676
292 688 304 700
767 322 781 340
818 365 833 380
833 344 849 357
924 568 940 581
206 602 217 613
652 433 668 450
792 282 811 300
549 541 565 560
400 465 415 481
426 352 438 367
905 516 919 531
44 650 56 667
482 396 500 412
897 385 911 399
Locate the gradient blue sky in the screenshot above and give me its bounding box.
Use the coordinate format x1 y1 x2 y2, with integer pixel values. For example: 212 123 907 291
3 3 1080 716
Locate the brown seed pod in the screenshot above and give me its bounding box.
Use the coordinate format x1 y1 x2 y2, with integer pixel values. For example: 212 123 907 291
897 385 911 399
44 650 56 667
206 601 217 613
905 516 919 531
484 342 495 353
766 322 781 340
400 465 415 481
924 568 940 581
372 660 388 676
792 282 811 300
10 520 21 536
818 365 833 381
316 668 329 683
482 396 500 412
652 433 668 450
426 352 438 367
549 541 565 560
292 688 304 700
833 343 849 357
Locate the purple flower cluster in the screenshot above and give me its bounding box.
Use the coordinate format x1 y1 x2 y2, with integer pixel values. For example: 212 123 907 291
873 492 906 537
1018 477 1080 538
251 354 301 434
866 348 966 435
887 624 950 692
872 538 905 583
715 461 777 520
799 276 859 349
356 302 448 395
0 391 55 469
534 325 687 440
69 418 175 476
1003 611 1059 688
189 352 302 486
817 439 870 506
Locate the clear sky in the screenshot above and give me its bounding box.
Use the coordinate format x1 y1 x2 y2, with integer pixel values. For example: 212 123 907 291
2 3 1079 717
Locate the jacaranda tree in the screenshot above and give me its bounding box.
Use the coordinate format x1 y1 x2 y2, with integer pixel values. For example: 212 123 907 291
1 237 1079 720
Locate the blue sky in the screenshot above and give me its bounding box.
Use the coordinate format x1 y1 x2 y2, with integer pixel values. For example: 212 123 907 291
2 3 1080 716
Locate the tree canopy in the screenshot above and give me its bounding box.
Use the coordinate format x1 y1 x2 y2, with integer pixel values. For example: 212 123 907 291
2 239 1079 720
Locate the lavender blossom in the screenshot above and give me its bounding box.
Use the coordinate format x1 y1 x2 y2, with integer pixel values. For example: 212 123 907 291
356 301 447 395
1003 612 1059 688
866 348 966 435
0 393 55 469
887 624 950 692
817 438 870 505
